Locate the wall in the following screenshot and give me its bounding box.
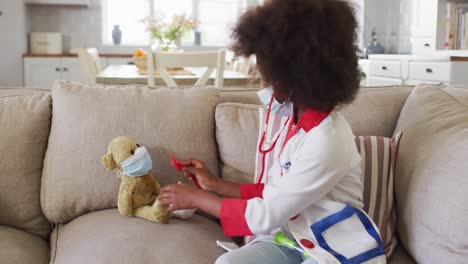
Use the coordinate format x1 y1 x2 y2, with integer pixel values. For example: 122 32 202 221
27 0 102 53
0 0 28 86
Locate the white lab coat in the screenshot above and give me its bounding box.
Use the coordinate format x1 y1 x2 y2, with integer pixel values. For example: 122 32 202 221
243 111 386 264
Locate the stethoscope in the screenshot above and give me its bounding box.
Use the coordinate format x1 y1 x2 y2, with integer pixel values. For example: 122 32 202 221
257 94 292 184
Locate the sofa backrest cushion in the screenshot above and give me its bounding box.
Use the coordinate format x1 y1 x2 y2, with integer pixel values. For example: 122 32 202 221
0 90 51 238
215 103 260 183
340 87 413 137
219 88 261 105
393 84 468 264
41 81 220 223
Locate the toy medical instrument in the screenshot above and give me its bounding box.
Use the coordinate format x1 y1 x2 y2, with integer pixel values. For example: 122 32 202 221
274 232 310 257
257 94 292 183
170 157 202 189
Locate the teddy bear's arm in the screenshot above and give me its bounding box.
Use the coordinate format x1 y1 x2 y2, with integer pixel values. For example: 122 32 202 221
118 180 136 217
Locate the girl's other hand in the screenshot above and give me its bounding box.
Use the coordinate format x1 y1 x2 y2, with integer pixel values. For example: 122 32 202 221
181 159 219 191
158 182 200 212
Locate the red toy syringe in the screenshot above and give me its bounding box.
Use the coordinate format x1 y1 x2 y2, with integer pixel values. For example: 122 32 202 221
170 157 202 189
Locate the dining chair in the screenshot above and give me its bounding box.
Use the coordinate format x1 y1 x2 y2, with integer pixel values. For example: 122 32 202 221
77 48 102 85
151 49 226 89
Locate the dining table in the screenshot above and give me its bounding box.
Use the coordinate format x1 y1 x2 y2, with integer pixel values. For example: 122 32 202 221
96 65 258 87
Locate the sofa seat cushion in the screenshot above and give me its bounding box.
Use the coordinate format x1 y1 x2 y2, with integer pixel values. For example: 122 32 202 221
41 81 220 223
394 84 468 263
0 225 49 264
0 91 51 238
49 209 228 264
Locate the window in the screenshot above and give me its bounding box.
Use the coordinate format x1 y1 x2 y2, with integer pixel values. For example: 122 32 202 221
102 0 247 47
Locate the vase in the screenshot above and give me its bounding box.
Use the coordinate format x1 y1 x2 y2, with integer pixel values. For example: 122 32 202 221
194 31 201 46
112 25 122 45
174 36 182 49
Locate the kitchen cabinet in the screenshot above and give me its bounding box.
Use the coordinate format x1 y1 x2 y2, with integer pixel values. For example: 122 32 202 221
367 54 468 87
24 0 89 6
408 0 468 54
61 58 84 83
410 0 439 54
411 0 438 38
24 57 84 89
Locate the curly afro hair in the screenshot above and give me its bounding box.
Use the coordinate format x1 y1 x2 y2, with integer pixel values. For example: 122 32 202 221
231 0 361 111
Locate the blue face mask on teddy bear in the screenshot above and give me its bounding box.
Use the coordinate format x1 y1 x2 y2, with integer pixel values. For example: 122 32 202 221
121 146 153 177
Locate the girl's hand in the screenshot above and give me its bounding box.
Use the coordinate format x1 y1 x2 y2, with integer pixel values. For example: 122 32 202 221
158 182 201 212
181 159 219 192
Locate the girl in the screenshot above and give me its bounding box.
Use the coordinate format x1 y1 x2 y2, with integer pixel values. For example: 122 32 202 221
158 0 386 263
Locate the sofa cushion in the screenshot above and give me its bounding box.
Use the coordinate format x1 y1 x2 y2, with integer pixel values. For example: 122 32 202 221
394 84 468 264
219 88 261 105
355 134 402 257
41 81 220 223
215 103 260 182
340 86 413 137
0 91 51 238
49 209 227 264
0 225 49 264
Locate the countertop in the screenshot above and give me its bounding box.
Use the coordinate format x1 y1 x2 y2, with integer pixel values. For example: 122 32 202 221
23 53 132 58
368 54 468 61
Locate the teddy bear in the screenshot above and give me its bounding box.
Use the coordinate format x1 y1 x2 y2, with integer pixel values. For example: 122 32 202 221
102 136 194 223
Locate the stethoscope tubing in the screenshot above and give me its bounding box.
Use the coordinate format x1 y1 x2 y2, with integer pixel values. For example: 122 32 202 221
257 94 291 183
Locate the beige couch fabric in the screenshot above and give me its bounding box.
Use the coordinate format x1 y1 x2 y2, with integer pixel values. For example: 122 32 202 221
0 225 49 264
41 81 220 223
394 84 468 264
0 92 51 238
215 103 260 182
340 87 413 137
219 88 261 105
49 209 227 264
387 244 416 264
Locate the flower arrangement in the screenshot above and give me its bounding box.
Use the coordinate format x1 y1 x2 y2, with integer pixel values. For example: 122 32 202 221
142 14 198 51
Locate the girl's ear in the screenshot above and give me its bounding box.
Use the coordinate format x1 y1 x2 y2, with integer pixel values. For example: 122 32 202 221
102 152 117 171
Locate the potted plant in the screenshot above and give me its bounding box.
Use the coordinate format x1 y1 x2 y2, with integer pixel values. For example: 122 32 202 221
141 13 198 51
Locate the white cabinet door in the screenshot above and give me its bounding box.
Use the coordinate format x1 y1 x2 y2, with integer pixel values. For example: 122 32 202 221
368 77 404 87
24 58 62 89
24 0 89 6
411 0 437 38
61 58 85 84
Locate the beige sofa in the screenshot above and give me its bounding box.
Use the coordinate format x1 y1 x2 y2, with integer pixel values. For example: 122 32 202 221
1 82 467 264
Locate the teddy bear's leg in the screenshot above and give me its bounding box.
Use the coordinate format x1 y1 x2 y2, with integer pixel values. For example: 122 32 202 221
134 204 170 224
151 199 171 223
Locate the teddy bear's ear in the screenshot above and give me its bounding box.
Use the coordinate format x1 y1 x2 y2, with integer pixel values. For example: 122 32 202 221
102 152 117 171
